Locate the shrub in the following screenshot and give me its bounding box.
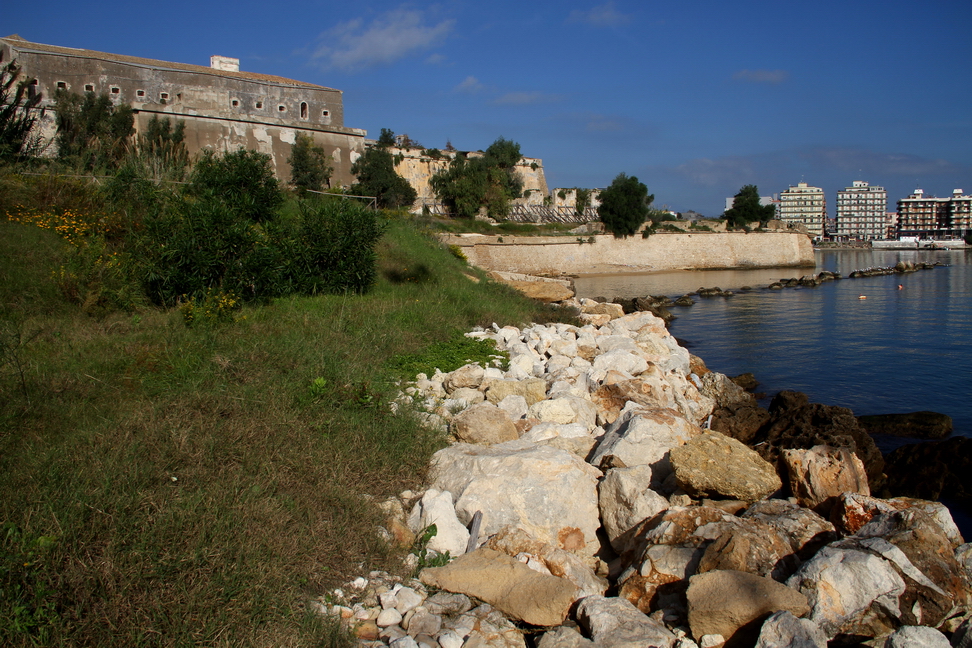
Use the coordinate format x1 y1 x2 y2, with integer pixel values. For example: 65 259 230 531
178 288 242 326
138 192 386 306
187 149 282 223
282 198 386 295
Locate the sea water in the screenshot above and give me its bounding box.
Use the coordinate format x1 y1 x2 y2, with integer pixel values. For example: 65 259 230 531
574 249 972 443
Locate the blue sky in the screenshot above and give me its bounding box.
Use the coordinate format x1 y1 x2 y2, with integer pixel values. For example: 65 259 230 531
5 0 971 216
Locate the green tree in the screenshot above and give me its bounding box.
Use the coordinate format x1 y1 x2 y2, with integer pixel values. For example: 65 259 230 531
0 60 44 162
376 127 396 148
54 90 134 170
724 184 775 228
187 149 282 223
351 131 417 209
287 133 333 194
429 137 524 219
598 173 653 237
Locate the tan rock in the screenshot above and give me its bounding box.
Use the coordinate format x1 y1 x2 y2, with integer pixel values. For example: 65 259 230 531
687 570 809 646
451 402 520 446
485 378 548 407
581 301 624 319
781 445 869 515
669 432 782 502
485 525 608 597
446 363 486 391
419 548 581 626
697 518 796 581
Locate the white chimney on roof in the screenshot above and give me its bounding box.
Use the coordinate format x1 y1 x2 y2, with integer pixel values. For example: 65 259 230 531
210 55 240 72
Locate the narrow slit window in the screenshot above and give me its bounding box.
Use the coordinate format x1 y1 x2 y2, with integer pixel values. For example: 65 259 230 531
300 102 308 119
278 104 286 112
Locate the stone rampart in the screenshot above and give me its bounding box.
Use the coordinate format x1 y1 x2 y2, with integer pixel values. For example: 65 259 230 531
440 232 815 276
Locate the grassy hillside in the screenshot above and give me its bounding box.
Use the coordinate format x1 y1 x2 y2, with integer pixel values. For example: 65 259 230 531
0 196 573 646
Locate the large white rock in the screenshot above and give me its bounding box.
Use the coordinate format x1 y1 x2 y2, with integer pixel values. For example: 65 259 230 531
576 595 676 648
786 544 907 639
429 441 602 561
528 398 580 425
407 489 470 557
754 610 827 648
591 349 649 377
446 363 486 392
596 335 640 354
589 408 702 485
885 626 950 648
598 465 670 552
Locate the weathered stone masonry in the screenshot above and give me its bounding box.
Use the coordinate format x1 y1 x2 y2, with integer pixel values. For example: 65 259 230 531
0 34 367 186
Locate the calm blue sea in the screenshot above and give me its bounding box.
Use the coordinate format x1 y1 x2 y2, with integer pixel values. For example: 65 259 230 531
574 249 972 445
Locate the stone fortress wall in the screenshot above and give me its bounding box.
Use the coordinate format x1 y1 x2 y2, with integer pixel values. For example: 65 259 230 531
440 232 816 276
3 34 607 214
1 34 367 186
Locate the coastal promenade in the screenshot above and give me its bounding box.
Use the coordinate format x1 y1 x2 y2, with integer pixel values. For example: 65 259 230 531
440 231 815 276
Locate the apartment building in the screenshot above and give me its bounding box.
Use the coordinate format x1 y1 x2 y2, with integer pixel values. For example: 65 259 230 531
897 188 972 239
778 182 826 237
835 181 889 241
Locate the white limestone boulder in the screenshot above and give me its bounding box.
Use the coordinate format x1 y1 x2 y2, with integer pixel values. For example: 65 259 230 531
598 464 670 552
588 408 702 486
407 489 470 557
429 440 602 561
576 595 676 648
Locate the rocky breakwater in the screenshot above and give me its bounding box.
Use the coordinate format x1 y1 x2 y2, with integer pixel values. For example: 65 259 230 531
319 304 972 648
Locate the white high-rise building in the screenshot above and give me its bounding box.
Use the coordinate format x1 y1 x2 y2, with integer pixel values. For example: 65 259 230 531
836 181 889 240
778 183 826 237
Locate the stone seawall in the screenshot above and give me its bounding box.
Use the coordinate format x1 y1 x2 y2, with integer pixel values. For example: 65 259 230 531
440 232 816 276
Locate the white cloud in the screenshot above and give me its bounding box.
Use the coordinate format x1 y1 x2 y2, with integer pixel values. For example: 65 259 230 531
425 53 447 65
455 76 486 94
568 2 631 27
732 69 790 85
313 8 454 71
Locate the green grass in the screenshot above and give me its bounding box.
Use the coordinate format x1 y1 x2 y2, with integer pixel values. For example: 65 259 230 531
0 209 575 647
